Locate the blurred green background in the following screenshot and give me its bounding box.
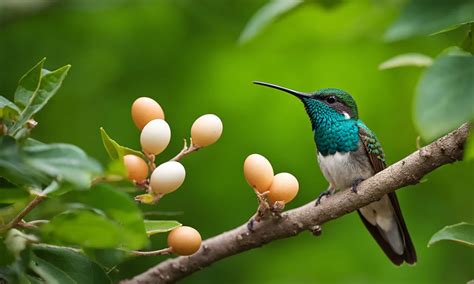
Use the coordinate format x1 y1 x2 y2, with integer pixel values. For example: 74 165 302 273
0 0 473 283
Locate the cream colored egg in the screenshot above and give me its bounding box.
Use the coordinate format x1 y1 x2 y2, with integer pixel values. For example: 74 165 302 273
167 226 202 256
243 154 274 193
131 97 165 129
268 172 299 204
123 155 148 182
140 119 171 155
191 114 223 147
150 161 186 194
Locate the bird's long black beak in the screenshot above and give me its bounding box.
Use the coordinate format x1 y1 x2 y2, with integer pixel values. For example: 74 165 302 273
253 81 311 99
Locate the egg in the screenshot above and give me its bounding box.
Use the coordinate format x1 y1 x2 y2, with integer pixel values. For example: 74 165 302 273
150 161 186 194
268 172 299 204
167 226 202 256
131 97 165 129
243 154 274 193
123 155 148 182
191 114 223 147
140 119 171 155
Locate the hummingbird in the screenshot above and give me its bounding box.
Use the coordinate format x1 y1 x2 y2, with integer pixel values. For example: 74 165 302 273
254 81 416 265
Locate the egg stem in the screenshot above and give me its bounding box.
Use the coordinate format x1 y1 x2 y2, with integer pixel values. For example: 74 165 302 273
170 138 200 161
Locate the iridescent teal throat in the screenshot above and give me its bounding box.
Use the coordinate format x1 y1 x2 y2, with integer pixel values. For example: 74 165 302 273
302 98 359 156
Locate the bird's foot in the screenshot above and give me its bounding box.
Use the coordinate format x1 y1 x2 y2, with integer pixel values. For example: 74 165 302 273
351 178 364 193
247 217 256 232
315 189 333 206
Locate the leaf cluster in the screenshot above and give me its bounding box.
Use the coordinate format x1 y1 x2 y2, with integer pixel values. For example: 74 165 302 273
0 60 181 283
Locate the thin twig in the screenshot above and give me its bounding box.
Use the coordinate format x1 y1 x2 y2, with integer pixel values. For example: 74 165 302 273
170 139 200 161
91 175 124 186
16 220 38 229
0 194 46 233
16 219 49 229
130 247 172 257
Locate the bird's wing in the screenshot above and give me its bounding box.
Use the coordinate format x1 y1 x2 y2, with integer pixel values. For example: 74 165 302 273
357 122 416 265
357 122 386 172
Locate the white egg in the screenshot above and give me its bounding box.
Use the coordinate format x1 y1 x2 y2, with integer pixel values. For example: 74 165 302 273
150 161 186 194
191 114 223 147
140 119 171 155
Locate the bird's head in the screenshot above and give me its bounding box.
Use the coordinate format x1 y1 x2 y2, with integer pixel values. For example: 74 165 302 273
253 81 359 125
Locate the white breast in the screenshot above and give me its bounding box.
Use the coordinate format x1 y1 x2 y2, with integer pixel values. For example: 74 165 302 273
317 151 373 190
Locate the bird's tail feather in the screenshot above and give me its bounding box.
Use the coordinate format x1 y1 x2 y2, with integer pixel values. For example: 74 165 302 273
357 192 416 265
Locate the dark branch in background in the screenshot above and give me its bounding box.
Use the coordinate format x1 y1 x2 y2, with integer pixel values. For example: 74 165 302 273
122 123 470 284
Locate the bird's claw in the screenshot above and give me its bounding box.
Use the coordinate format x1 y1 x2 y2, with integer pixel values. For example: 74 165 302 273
351 178 364 193
315 190 332 206
247 218 255 232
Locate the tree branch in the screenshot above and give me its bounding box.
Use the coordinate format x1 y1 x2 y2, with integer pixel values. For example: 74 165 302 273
122 123 469 284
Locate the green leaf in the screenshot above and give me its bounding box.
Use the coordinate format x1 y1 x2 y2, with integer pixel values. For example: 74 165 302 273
0 136 50 188
461 24 473 54
30 246 110 284
414 54 474 141
0 96 21 132
379 53 433 70
0 136 100 191
41 210 123 248
83 248 128 270
105 159 126 177
239 0 303 44
385 0 474 41
100 127 120 160
66 185 148 250
0 188 30 204
428 222 474 247
14 58 45 109
0 96 21 118
144 220 181 236
0 237 15 266
9 64 71 135
100 127 144 160
1 136 97 191
24 142 102 190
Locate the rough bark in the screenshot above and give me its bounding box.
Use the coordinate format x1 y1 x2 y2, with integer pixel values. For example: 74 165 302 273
122 123 469 284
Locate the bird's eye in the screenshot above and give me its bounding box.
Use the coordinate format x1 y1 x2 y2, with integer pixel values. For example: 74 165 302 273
326 96 336 104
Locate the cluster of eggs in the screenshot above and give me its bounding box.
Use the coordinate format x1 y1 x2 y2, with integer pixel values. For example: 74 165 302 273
124 97 223 195
123 97 223 256
244 154 299 205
